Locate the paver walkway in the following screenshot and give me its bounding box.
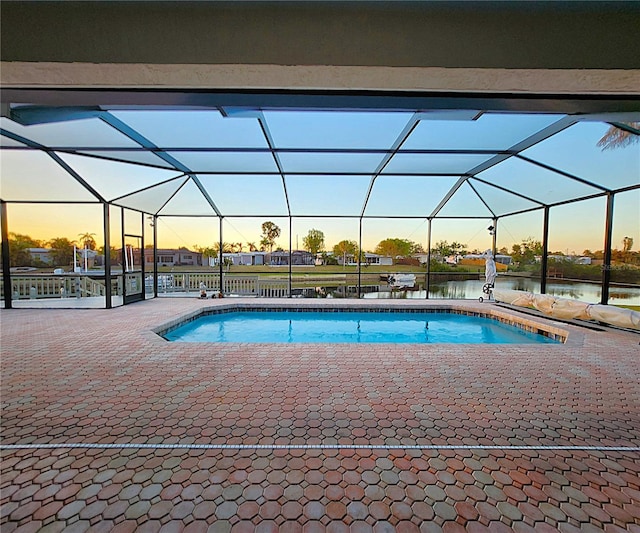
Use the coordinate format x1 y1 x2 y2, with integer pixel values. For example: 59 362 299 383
1 298 639 532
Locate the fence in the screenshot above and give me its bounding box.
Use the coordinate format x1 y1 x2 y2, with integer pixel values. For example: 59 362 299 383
4 271 486 301
149 273 289 298
2 275 119 300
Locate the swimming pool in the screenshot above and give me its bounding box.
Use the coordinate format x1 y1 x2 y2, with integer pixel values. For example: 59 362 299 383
162 309 561 344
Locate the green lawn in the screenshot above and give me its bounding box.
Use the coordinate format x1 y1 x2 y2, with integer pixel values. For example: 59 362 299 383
157 264 485 275
616 305 640 311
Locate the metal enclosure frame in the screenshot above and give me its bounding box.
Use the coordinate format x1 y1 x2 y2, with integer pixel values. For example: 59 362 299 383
1 89 639 309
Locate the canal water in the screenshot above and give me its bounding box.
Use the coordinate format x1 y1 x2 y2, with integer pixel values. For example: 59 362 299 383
325 277 640 305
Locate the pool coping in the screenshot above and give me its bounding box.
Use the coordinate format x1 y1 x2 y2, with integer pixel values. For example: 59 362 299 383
151 300 573 345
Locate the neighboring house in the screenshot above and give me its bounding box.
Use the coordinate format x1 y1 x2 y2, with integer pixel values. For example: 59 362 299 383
463 253 513 266
208 252 266 267
267 250 314 266
76 248 99 269
364 253 393 266
337 252 393 266
26 247 53 265
144 249 203 267
547 254 592 265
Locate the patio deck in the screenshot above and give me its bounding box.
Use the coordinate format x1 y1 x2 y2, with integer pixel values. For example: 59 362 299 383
1 298 639 532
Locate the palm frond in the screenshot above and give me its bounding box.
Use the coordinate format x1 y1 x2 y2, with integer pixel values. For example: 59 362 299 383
597 122 640 150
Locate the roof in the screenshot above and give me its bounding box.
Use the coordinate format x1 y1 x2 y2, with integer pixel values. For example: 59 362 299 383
1 107 638 220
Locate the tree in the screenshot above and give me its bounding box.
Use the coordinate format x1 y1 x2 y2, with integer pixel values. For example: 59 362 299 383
451 242 468 255
247 242 257 252
195 243 233 266
321 252 339 266
7 233 41 266
374 238 415 259
260 221 281 252
510 237 543 267
98 245 118 262
333 240 359 264
212 242 233 255
302 229 325 255
48 237 75 267
597 122 640 150
623 236 634 252
78 232 97 250
431 240 467 257
198 246 218 266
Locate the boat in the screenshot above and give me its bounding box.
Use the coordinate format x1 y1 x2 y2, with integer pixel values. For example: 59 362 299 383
387 273 416 288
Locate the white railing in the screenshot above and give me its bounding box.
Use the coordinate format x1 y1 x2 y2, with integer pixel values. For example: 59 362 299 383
2 275 112 300
3 273 291 300
148 273 289 297
256 279 289 298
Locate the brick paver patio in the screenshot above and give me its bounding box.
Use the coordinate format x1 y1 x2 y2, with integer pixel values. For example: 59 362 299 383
1 298 639 532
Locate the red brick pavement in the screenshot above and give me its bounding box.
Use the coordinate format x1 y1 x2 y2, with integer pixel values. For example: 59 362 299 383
1 298 639 531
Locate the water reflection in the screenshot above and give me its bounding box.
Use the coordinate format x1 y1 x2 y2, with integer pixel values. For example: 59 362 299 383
300 278 639 305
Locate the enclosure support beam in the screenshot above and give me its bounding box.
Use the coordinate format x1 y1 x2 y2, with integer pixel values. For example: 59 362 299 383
541 207 550 295
219 217 224 295
358 217 363 299
153 216 158 298
121 209 126 301
492 218 498 256
1 201 12 310
140 212 145 300
425 218 432 300
288 217 292 298
103 203 112 309
601 192 615 305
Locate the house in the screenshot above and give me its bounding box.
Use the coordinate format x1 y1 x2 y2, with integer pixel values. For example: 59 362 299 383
26 248 53 265
267 250 314 266
208 252 266 267
364 253 393 266
334 252 393 266
547 255 592 265
462 253 513 266
144 249 203 267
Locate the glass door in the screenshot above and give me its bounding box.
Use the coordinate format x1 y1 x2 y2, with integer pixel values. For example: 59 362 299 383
123 234 144 304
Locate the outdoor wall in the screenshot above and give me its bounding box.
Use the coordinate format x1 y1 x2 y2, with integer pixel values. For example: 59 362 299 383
2 1 640 95
3 1 639 68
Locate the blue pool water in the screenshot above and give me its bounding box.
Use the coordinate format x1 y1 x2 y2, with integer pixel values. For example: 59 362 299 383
163 311 559 344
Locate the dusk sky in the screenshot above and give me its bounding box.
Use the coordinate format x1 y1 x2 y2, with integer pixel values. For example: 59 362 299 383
1 110 638 254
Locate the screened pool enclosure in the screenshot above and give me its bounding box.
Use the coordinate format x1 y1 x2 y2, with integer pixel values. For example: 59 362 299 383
1 97 639 308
